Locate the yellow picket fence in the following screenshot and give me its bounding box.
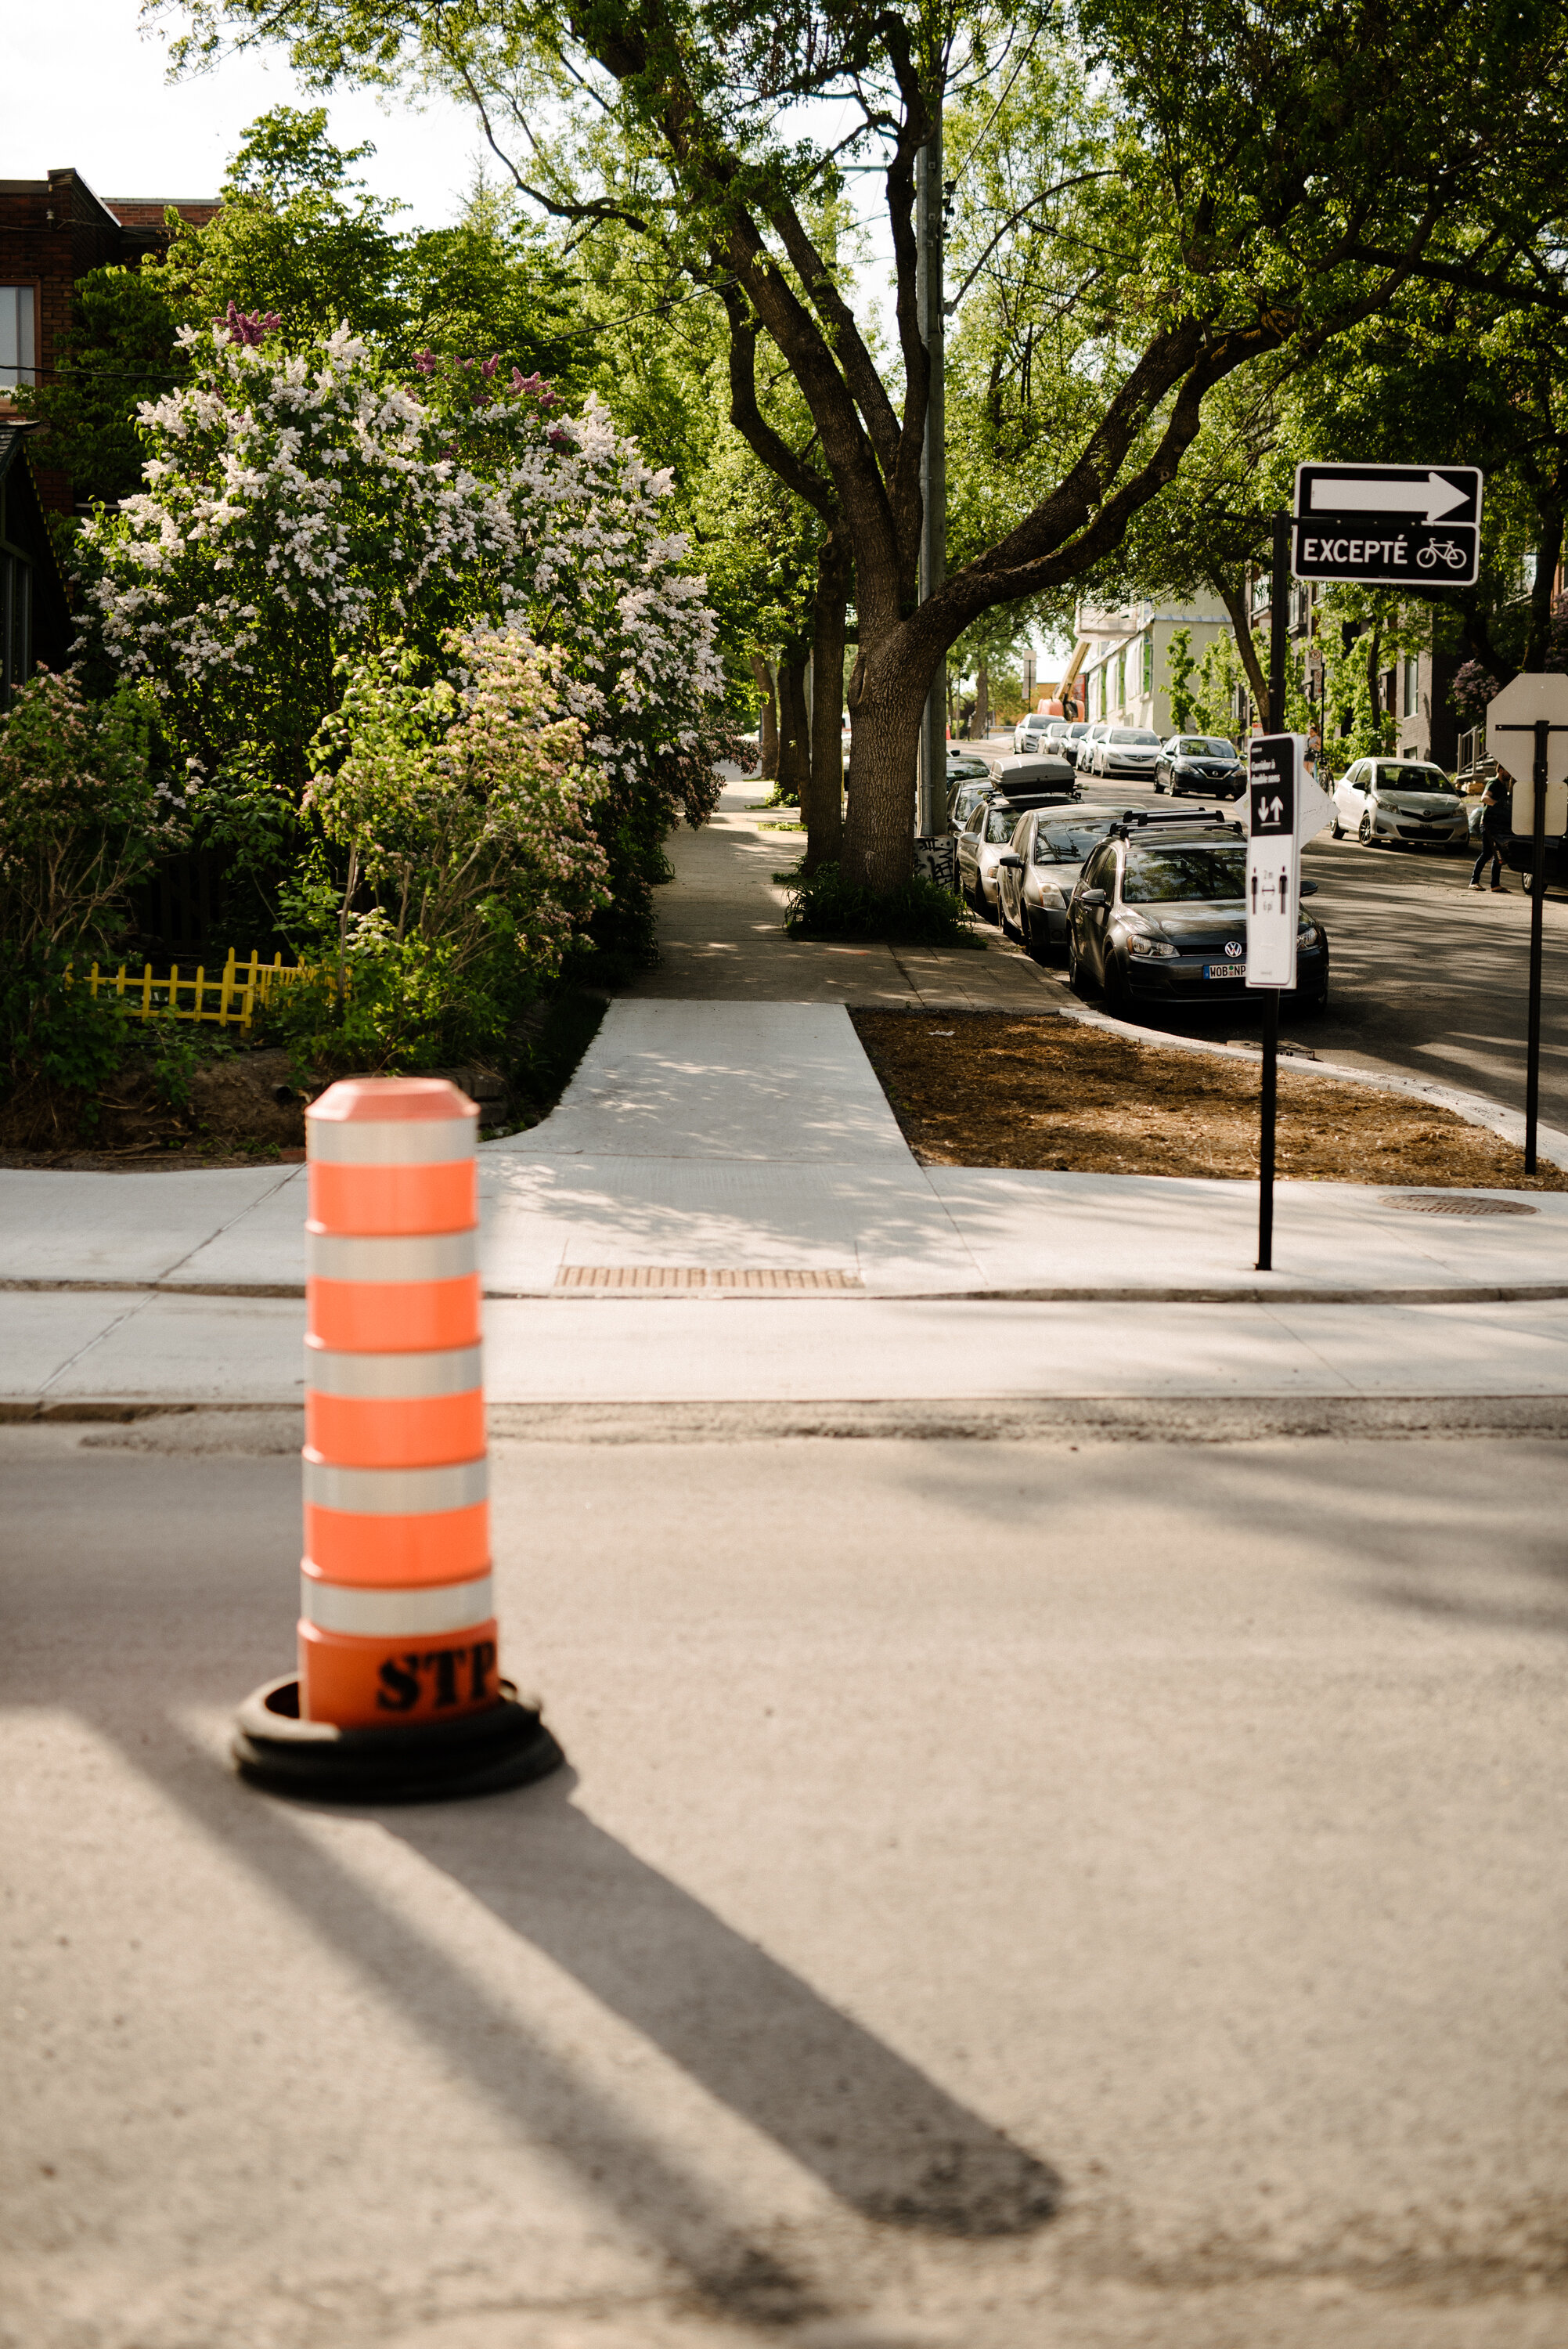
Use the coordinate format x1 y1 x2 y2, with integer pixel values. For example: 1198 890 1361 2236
75 949 326 1032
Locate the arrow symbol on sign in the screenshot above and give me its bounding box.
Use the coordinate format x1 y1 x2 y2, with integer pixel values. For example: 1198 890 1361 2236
1309 471 1469 522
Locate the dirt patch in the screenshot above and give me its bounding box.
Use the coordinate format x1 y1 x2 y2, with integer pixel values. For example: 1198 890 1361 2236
0 1048 309 1169
852 1010 1568 1189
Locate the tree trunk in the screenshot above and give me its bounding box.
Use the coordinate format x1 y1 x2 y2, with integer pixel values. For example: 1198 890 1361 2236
777 657 810 806
803 535 849 871
842 627 929 891
975 655 989 742
1526 500 1565 671
1214 573 1271 720
750 654 779 780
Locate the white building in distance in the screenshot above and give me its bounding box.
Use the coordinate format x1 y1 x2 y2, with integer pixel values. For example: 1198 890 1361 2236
1068 598 1234 736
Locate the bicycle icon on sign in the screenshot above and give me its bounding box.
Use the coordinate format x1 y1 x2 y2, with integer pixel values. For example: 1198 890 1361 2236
1418 538 1469 571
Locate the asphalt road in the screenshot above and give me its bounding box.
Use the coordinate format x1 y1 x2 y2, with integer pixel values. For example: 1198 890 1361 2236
5 1416 1566 2349
1003 752 1568 1129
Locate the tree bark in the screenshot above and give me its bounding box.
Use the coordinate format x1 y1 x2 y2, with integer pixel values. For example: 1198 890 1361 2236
776 657 810 806
975 655 989 743
749 654 779 779
1215 574 1271 722
1526 500 1565 671
803 532 849 871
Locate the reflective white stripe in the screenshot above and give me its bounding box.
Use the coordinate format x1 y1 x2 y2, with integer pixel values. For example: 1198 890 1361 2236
303 1456 488 1514
305 1342 483 1398
307 1116 476 1167
307 1229 478 1283
299 1571 493 1636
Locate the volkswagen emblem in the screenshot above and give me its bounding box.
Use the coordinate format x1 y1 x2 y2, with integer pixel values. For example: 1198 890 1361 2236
1225 940 1244 957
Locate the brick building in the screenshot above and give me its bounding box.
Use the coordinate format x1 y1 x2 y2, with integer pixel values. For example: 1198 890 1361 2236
0 168 218 514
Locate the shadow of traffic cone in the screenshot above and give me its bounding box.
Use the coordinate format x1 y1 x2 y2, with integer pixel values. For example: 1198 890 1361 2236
232 1076 564 1801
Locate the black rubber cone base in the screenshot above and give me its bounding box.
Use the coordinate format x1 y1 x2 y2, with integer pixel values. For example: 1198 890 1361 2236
232 1676 565 1803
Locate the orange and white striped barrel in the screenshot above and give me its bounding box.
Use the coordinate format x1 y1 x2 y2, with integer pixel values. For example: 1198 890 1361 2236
300 1077 497 1729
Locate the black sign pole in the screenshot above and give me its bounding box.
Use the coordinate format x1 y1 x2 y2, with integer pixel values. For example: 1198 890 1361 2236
1526 716 1548 1174
1257 509 1289 1272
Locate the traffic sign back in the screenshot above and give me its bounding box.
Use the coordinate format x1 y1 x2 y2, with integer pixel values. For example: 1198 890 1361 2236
1487 673 1568 835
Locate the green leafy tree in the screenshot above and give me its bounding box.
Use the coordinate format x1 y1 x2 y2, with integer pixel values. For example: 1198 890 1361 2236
164 0 1568 893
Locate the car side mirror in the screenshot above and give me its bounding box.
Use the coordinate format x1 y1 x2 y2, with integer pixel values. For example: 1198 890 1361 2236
998 853 1024 869
1299 879 1318 897
1078 887 1108 908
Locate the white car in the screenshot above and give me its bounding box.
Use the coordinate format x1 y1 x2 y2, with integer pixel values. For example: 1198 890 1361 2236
956 799 1024 918
1076 720 1112 773
1330 757 1469 850
1087 724 1163 781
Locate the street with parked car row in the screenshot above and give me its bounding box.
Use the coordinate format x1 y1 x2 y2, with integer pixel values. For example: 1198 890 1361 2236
949 726 1568 1129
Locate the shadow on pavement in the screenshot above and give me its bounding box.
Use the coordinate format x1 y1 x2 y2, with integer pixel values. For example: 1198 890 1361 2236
387 1773 1061 2239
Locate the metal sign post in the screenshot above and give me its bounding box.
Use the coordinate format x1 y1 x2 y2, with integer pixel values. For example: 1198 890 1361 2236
1486 673 1568 1172
1247 734 1303 1269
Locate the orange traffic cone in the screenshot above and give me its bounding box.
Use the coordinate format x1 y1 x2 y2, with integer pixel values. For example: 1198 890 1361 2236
233 1077 564 1800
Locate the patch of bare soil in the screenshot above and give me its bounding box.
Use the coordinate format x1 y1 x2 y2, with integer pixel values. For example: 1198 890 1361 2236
852 1010 1568 1190
0 1048 309 1169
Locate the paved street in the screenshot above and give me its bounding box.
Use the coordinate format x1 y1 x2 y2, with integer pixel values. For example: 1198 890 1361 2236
5 1416 1567 2349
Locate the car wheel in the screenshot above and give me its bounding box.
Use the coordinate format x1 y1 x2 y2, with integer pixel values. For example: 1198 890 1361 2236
1329 814 1344 839
998 893 1018 940
1357 813 1375 845
1102 952 1132 1017
1067 934 1093 998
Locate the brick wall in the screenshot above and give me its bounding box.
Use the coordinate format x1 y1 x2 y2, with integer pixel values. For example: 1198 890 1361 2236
0 171 217 512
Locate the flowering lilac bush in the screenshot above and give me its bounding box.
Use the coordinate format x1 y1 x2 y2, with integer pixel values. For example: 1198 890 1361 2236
81 319 730 972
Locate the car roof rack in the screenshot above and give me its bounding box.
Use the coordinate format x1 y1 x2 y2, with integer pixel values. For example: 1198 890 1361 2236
1105 809 1245 839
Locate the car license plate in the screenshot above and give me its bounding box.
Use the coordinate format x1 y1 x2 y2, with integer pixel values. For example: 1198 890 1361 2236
1205 960 1245 979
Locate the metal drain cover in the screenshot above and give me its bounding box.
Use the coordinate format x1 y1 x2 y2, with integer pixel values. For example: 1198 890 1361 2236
555 1265 864 1291
1379 1193 1537 1217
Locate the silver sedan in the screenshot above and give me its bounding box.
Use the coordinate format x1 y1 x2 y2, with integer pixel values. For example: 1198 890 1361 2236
996 810 1126 956
957 799 1025 919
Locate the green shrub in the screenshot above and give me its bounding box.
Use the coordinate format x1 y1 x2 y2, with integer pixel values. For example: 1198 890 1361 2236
781 860 979 947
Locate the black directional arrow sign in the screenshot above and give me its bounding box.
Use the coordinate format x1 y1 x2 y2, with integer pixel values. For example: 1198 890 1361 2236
1292 461 1483 586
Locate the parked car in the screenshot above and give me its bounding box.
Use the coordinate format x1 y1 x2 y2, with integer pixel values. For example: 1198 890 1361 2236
946 752 992 785
1065 815 1328 1014
1329 758 1469 850
957 797 1030 918
1155 734 1245 799
1055 720 1092 768
996 810 1127 957
1083 724 1164 781
948 776 995 834
987 749 1080 805
1011 712 1057 756
1075 720 1112 774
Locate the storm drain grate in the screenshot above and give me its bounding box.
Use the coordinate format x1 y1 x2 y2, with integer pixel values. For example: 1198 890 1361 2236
1379 1193 1537 1217
554 1265 865 1292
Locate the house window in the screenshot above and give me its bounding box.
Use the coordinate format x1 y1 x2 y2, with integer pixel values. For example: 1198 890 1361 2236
1401 654 1418 719
1141 632 1154 696
1115 648 1125 709
0 287 37 388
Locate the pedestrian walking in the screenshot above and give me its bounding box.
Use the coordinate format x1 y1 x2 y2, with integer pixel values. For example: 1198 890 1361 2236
1469 775 1511 891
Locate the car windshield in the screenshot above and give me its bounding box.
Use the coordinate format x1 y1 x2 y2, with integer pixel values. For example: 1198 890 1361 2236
1376 763 1456 792
985 809 1017 843
1176 738 1235 758
1122 846 1247 903
1110 728 1160 745
1064 723 1088 739
1035 822 1112 864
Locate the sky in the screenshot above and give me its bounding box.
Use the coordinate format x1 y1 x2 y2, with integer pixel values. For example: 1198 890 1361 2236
6 0 481 225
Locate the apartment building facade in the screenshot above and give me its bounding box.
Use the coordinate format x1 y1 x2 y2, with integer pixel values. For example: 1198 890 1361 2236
0 168 218 514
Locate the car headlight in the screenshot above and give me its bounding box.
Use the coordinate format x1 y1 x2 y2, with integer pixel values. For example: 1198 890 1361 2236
1298 922 1322 947
1124 928 1177 959
1033 882 1065 908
